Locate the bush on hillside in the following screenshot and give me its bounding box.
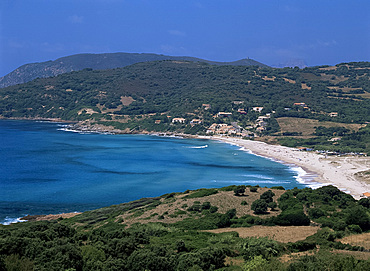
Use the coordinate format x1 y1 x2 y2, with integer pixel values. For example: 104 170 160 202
272 209 310 226
240 237 281 261
251 199 268 214
234 185 246 196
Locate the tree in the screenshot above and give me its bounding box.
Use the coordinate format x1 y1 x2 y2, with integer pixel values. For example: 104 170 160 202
251 199 268 214
358 198 370 208
345 206 370 231
268 201 277 211
260 190 275 203
234 185 246 196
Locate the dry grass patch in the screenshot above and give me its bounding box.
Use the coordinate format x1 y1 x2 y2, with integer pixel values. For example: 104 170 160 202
283 78 296 84
328 86 363 93
117 188 285 227
121 96 135 106
279 250 317 263
262 76 276 81
337 232 370 250
355 91 370 99
21 212 82 222
320 74 348 83
319 66 337 71
277 117 364 136
205 225 319 243
331 250 370 261
224 256 244 267
301 83 311 90
204 188 285 217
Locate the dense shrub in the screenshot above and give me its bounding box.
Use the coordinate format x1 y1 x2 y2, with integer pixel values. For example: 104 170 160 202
184 189 218 199
240 237 281 261
358 198 370 208
286 251 370 271
251 199 268 214
287 241 316 252
249 187 258 192
234 185 246 196
308 208 326 219
260 190 275 203
272 210 310 226
345 206 370 231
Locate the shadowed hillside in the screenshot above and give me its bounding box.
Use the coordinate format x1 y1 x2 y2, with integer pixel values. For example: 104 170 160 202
0 52 268 88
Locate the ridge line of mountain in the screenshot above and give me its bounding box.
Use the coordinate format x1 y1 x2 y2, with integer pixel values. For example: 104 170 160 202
0 52 268 88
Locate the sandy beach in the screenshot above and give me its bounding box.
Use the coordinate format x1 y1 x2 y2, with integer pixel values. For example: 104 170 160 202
207 136 370 200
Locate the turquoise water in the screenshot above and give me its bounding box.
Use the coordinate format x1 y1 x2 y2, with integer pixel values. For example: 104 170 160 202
0 120 307 224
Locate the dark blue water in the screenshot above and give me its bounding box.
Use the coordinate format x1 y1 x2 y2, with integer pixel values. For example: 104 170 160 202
0 120 307 224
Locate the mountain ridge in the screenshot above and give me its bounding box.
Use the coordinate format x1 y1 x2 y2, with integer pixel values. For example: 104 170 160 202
0 52 268 88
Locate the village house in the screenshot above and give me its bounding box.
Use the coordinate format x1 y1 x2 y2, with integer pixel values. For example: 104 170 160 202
363 192 370 198
154 120 161 124
257 116 270 121
172 117 186 124
240 131 254 138
206 123 218 134
190 119 202 125
258 121 268 127
202 104 211 110
206 123 236 135
329 112 338 117
293 102 306 107
233 101 244 105
237 108 247 114
216 112 233 117
252 107 264 112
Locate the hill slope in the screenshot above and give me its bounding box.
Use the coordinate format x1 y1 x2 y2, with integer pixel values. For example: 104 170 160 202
1 185 369 270
0 52 268 88
0 60 369 153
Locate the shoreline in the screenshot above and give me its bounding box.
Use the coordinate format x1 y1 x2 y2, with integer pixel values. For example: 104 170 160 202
1 118 369 225
206 135 369 200
47 120 370 199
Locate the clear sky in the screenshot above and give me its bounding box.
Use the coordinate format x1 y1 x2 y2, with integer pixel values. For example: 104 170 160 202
1 0 369 76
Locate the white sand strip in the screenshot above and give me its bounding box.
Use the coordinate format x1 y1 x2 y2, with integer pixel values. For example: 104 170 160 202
206 136 370 200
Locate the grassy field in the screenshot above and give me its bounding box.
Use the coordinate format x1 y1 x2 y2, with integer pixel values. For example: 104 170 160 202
337 232 370 250
204 225 319 243
276 117 364 136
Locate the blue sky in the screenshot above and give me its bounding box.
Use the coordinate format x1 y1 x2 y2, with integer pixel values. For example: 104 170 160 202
1 0 369 76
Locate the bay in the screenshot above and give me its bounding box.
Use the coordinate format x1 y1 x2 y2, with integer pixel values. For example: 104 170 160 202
0 120 307 224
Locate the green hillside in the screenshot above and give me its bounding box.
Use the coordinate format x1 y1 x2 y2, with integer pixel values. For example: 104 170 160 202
0 53 267 88
0 185 369 270
0 60 369 153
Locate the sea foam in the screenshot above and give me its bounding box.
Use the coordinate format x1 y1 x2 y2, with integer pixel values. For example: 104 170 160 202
2 217 26 226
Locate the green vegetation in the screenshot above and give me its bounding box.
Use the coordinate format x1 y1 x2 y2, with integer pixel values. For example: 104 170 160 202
0 61 369 153
0 185 369 270
279 124 370 154
0 53 267 88
184 188 218 199
234 185 246 196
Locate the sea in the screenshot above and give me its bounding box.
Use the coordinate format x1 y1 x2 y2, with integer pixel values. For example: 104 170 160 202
0 120 313 225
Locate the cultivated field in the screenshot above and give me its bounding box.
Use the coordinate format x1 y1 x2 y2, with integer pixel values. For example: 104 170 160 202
204 225 320 243
276 117 364 136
